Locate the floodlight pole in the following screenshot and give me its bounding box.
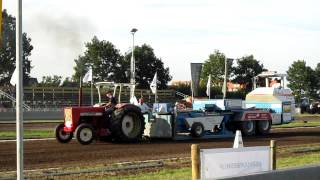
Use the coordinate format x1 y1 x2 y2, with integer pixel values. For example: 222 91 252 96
91 77 93 105
223 58 227 99
16 0 24 179
130 28 137 100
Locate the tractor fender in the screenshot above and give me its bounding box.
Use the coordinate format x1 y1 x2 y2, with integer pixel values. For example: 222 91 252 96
115 103 142 113
239 111 273 122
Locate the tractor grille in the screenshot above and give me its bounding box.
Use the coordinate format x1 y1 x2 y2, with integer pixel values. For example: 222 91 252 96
64 109 73 128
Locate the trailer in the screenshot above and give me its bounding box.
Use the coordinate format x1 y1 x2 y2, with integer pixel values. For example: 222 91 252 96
143 99 273 140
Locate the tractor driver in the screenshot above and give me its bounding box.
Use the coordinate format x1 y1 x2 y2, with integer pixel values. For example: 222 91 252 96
104 91 117 116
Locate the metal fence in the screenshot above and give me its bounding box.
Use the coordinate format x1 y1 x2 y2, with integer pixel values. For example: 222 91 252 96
0 110 64 121
0 86 177 109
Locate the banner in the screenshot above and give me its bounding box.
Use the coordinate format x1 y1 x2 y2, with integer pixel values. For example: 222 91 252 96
83 68 92 83
150 72 157 94
206 75 211 97
190 63 203 97
201 146 270 179
10 68 18 85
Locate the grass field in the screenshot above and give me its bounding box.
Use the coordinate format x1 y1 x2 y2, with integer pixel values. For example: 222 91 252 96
103 144 320 180
273 120 320 128
105 168 191 180
0 143 319 179
0 129 53 140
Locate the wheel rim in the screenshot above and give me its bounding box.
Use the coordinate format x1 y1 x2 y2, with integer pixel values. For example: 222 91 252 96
58 127 70 140
195 126 203 135
260 121 270 130
246 121 254 132
79 128 93 142
122 114 141 138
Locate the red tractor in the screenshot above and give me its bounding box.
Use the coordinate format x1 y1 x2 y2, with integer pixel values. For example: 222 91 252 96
55 82 145 145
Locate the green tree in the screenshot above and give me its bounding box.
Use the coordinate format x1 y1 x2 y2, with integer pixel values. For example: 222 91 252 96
0 10 33 85
60 77 78 87
201 50 233 86
287 60 314 100
73 38 172 89
315 63 320 94
308 66 318 98
73 36 126 83
125 44 172 89
232 55 265 92
39 75 62 87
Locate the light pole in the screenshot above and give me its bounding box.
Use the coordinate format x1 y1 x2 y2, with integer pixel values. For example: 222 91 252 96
16 0 24 179
223 58 233 99
130 28 137 100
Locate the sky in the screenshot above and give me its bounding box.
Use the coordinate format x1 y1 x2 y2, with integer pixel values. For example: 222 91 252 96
3 0 320 82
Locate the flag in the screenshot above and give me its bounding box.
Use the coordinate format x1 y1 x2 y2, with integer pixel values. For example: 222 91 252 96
10 68 18 85
59 77 64 87
82 68 92 83
150 72 157 94
206 75 211 97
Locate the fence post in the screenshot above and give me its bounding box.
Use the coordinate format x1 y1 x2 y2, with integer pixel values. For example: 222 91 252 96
270 140 276 170
191 144 200 180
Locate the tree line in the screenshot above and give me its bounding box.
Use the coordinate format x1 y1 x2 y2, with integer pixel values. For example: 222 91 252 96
0 10 319 101
171 50 265 99
287 61 320 101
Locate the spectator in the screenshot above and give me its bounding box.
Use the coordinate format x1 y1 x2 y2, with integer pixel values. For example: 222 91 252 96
138 97 150 113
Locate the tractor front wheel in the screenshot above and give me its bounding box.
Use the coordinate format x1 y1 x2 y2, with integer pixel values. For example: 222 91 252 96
55 123 73 143
75 123 94 145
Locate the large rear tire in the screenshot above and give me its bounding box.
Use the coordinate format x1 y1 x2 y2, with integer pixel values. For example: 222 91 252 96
256 120 271 135
239 121 255 136
55 123 73 143
110 105 145 142
75 123 94 145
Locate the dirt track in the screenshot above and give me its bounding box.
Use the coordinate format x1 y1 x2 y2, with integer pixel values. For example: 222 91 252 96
0 127 319 172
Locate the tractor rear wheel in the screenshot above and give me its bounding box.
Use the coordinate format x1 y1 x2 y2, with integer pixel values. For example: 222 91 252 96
239 121 255 136
55 123 73 143
191 122 205 137
256 120 271 135
75 123 94 145
110 106 145 142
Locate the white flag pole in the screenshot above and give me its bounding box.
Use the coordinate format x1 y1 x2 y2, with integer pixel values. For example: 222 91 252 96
206 75 211 99
150 72 157 103
155 72 157 103
90 66 93 105
91 81 93 105
16 0 24 179
207 75 211 99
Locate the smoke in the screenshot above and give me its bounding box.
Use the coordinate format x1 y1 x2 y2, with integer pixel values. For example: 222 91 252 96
26 13 97 79
29 13 96 51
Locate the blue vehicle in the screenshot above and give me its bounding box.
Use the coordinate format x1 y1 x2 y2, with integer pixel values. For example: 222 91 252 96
143 99 273 140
